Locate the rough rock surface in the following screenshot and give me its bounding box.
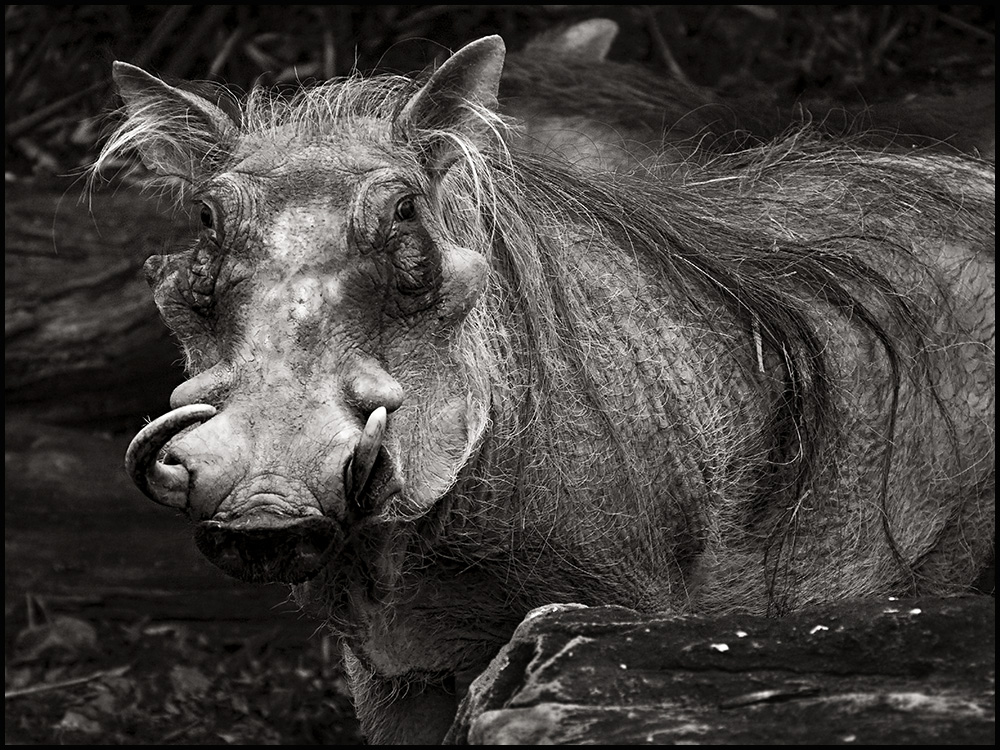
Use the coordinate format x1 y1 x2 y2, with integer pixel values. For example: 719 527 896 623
446 596 995 745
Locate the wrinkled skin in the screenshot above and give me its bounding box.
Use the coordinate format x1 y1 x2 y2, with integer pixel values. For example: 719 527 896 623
118 80 495 584
103 34 995 745
110 42 506 743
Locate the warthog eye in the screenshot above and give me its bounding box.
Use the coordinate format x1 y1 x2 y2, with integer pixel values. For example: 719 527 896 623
394 196 417 222
200 203 214 229
197 199 223 245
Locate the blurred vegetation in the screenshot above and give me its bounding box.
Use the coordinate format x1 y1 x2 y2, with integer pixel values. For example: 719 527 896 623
4 4 995 177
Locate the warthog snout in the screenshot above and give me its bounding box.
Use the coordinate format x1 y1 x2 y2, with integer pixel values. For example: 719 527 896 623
125 401 393 583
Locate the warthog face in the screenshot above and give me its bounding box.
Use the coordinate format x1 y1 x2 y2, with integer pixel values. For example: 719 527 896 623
117 41 503 583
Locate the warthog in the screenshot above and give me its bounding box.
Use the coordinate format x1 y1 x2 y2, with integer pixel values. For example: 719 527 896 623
503 18 995 172
96 35 994 744
502 18 753 172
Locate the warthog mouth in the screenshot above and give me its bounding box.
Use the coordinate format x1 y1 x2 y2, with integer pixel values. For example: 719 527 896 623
126 404 392 584
195 513 342 584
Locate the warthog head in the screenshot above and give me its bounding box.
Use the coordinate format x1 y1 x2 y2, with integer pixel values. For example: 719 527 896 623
114 39 505 584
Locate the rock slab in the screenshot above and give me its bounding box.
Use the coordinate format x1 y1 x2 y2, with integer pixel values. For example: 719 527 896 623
446 596 995 745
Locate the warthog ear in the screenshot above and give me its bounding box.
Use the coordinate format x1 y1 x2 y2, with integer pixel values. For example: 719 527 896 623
526 18 619 61
110 62 237 181
395 36 506 173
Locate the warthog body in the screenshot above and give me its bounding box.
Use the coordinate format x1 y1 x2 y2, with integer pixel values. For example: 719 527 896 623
97 36 994 744
503 19 995 172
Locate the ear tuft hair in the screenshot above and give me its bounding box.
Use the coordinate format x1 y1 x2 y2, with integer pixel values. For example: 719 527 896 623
395 36 508 174
95 62 238 185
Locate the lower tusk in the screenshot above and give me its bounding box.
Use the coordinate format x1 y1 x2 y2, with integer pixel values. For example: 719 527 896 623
350 406 387 502
125 403 217 506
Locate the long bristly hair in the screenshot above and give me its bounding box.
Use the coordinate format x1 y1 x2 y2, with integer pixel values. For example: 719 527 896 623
95 68 995 616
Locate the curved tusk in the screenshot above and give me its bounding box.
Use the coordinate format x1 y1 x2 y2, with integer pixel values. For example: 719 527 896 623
125 403 217 507
349 406 387 502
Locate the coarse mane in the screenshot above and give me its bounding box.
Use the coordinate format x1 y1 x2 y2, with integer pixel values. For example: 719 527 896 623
500 48 988 168
95 65 994 609
94 71 444 198
434 126 992 605
501 46 723 144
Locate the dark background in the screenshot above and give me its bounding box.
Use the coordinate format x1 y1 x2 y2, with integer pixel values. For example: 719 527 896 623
6 4 995 178
5 5 995 745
